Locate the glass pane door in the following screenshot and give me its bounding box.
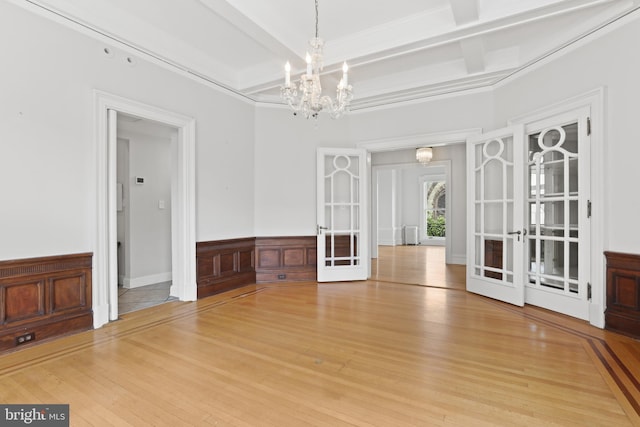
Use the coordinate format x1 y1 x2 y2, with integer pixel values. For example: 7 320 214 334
317 148 368 282
466 125 525 306
527 123 580 294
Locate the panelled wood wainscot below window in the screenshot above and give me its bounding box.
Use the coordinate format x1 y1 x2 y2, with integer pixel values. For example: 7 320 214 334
0 253 93 352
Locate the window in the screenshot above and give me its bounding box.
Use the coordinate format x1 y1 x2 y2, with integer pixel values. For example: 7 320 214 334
424 180 446 239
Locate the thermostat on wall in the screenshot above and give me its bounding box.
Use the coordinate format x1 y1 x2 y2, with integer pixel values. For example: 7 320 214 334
135 177 144 184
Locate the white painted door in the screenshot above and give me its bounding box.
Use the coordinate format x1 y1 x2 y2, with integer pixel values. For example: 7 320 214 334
467 110 591 320
466 126 525 305
317 148 368 282
524 109 590 320
107 109 119 321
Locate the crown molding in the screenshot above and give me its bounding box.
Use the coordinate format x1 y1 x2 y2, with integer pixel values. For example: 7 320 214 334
357 128 482 152
8 0 255 106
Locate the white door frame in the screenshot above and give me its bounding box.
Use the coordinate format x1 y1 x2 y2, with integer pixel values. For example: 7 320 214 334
358 128 481 262
94 90 196 328
418 167 449 246
508 87 604 328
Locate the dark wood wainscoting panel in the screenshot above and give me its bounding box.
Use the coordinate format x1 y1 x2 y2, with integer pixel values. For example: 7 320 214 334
484 239 503 280
0 253 93 352
196 238 256 299
605 251 640 338
255 236 317 283
325 234 358 267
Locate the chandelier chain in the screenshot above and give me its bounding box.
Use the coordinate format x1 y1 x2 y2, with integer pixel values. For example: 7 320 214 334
315 0 319 38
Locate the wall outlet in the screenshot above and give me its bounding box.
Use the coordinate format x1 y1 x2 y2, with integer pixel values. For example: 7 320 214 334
16 332 35 346
277 274 286 280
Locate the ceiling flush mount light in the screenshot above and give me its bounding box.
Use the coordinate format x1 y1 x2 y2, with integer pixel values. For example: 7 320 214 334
416 147 433 164
281 0 353 119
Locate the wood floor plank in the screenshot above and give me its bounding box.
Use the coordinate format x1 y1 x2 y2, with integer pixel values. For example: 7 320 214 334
0 246 638 425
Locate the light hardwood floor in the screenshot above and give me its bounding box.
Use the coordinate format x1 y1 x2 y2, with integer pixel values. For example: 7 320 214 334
0 246 639 426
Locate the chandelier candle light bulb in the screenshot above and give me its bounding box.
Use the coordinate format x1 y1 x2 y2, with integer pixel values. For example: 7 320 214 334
285 61 291 86
342 62 348 85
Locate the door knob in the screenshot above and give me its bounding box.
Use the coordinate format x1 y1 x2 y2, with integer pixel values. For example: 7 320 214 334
508 230 522 241
316 225 328 235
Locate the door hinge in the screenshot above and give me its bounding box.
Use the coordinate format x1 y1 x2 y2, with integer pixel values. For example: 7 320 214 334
587 282 592 300
587 200 592 218
587 117 591 136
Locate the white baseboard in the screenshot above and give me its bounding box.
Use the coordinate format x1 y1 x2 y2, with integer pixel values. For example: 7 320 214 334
590 303 605 328
449 254 466 265
378 228 397 246
123 272 172 289
93 303 110 329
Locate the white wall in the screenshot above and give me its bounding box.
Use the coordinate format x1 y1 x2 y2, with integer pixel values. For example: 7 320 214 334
253 108 352 236
0 1 255 261
376 169 401 245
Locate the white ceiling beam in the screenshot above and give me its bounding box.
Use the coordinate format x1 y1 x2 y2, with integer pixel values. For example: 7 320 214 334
197 0 298 60
459 38 485 74
245 0 617 97
449 0 479 25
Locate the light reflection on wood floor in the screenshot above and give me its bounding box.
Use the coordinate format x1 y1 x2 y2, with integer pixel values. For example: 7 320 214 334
371 245 465 289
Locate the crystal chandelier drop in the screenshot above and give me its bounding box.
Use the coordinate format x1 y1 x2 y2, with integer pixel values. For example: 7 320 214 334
281 0 353 119
416 147 433 164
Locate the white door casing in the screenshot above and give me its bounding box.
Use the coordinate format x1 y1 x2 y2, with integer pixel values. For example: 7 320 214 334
317 148 368 282
94 90 196 328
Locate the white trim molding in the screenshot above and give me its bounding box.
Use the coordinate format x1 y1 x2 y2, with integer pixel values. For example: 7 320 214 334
94 90 197 328
358 128 482 153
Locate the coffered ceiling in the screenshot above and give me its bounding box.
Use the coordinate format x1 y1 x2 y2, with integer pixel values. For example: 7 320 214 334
22 0 640 110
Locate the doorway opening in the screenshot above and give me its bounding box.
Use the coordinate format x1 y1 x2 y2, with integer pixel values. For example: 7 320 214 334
94 91 196 328
419 171 447 245
361 129 479 268
116 114 178 314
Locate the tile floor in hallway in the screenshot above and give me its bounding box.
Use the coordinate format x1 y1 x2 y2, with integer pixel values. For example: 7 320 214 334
118 281 178 314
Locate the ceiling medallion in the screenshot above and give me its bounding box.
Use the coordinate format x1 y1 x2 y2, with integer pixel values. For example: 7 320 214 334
281 0 353 119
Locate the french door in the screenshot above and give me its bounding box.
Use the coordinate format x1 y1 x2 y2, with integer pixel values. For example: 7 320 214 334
467 109 591 319
316 148 368 282
467 125 525 306
524 109 590 319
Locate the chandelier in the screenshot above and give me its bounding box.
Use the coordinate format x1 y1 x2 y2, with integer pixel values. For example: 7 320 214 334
416 147 433 164
281 0 353 119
